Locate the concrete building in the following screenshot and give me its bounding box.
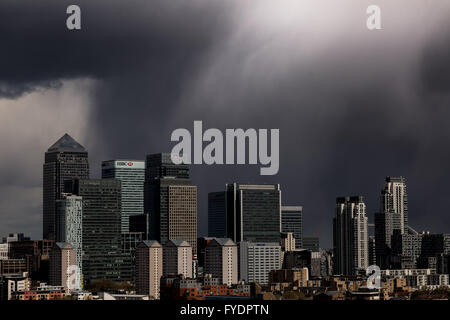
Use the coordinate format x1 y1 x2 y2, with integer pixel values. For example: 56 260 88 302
2 233 30 243
145 153 198 256
239 242 282 285
102 160 145 233
0 273 30 301
0 259 29 276
0 234 32 261
43 134 89 240
418 233 450 269
282 249 312 270
163 240 193 279
136 241 163 299
11 283 65 300
269 267 308 283
390 229 422 269
333 196 369 275
381 268 435 278
0 243 8 260
56 193 83 273
404 274 449 288
49 242 77 291
8 240 54 281
280 232 296 252
281 206 303 249
204 238 238 286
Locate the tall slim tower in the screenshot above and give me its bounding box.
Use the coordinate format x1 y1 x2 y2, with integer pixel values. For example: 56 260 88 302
381 176 408 234
55 194 83 273
144 153 198 256
375 176 409 268
333 196 369 275
136 240 163 299
49 242 77 291
43 134 89 240
208 192 227 238
102 160 145 233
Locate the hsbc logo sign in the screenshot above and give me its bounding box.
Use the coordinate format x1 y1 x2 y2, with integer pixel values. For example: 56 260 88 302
102 160 145 170
117 161 134 167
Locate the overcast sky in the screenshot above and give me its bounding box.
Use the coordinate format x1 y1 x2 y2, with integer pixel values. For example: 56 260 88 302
1 0 450 247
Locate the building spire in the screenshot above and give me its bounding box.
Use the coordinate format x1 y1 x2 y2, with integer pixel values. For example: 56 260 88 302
47 133 86 152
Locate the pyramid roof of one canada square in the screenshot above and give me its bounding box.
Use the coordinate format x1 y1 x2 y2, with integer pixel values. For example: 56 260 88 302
47 133 86 153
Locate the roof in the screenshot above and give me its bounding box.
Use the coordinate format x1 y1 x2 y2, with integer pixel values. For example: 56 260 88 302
55 242 73 249
167 239 191 247
139 240 162 248
211 238 236 247
47 133 86 153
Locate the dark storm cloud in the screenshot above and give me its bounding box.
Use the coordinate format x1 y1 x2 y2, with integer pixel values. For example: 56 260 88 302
1 0 450 246
0 0 231 92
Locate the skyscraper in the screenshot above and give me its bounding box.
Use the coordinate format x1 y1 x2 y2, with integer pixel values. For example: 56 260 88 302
67 179 130 282
333 196 369 275
43 134 89 240
208 192 226 238
381 177 408 234
163 239 193 279
49 242 77 291
204 238 238 286
136 241 163 299
281 206 303 249
144 153 197 256
102 160 145 233
55 194 82 273
375 176 409 269
226 183 281 244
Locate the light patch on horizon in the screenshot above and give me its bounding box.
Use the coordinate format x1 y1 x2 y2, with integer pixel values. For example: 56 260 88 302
0 78 97 239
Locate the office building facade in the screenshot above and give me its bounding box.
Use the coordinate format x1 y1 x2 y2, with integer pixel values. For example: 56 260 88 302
239 242 282 285
68 179 130 282
281 206 303 249
144 153 198 256
208 192 227 238
43 134 89 240
102 160 145 233
226 183 281 244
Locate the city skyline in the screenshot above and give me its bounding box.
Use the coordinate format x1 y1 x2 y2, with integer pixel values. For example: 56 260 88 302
2 0 450 250
0 132 448 249
1 135 450 301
